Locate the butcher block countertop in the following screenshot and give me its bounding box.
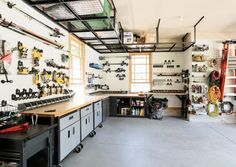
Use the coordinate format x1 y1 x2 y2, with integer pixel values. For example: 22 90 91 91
22 94 142 118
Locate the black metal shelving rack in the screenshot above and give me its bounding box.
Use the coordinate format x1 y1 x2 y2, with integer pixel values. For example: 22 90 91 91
23 0 204 54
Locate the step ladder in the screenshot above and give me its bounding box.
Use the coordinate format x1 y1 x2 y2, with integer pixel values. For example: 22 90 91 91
221 42 236 99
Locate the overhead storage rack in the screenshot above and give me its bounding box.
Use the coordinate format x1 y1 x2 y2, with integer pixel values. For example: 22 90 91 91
23 0 204 54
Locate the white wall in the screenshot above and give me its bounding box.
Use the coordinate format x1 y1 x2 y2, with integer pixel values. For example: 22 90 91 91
84 45 102 94
100 51 191 107
101 53 129 91
152 51 191 107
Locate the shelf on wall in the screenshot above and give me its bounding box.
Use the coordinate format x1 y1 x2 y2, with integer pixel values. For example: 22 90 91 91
225 85 236 88
226 76 236 79
23 0 204 54
224 93 236 96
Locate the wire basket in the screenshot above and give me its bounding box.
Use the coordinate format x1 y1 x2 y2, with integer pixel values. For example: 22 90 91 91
0 101 22 130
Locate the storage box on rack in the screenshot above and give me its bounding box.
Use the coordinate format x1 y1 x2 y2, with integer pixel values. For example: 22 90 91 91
123 32 133 44
146 33 156 43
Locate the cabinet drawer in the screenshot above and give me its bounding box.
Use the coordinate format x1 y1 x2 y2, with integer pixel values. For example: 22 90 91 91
94 101 102 112
59 111 80 131
81 105 93 118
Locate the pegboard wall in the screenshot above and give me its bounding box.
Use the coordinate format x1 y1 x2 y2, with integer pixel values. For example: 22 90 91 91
0 0 69 105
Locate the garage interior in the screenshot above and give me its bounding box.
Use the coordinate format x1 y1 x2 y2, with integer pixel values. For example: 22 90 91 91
0 0 236 167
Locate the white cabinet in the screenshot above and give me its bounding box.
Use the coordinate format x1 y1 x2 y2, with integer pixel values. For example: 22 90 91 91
81 105 94 141
94 101 103 128
59 110 81 161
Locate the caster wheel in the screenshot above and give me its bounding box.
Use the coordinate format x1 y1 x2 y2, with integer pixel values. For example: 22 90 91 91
58 165 62 167
75 147 81 153
79 144 83 149
98 124 103 128
93 131 96 135
89 133 94 137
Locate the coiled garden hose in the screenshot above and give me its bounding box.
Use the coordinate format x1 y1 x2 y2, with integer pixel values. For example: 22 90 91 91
220 101 234 114
209 86 221 103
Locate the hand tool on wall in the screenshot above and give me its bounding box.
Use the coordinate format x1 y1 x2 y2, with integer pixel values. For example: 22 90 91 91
103 61 128 67
155 72 181 77
0 40 13 83
153 64 164 68
17 41 28 58
0 15 64 49
192 44 209 52
104 67 126 73
208 58 218 68
99 55 130 60
11 88 39 101
61 54 69 63
33 72 39 85
41 69 52 84
17 60 29 75
116 74 126 80
192 54 205 62
167 65 174 68
52 70 69 85
32 47 43 66
89 63 103 70
37 83 47 98
45 59 69 70
5 1 65 38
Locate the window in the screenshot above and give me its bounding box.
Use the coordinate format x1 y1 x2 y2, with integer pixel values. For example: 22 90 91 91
130 54 151 92
69 35 85 94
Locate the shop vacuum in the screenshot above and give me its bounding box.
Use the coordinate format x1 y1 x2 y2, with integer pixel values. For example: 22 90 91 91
148 96 168 120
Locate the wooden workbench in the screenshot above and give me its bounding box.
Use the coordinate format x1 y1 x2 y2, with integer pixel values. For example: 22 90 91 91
22 94 141 117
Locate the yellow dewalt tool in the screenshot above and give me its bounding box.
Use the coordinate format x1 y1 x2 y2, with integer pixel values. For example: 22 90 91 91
41 69 52 83
18 41 28 58
17 60 29 75
33 72 39 85
32 47 43 66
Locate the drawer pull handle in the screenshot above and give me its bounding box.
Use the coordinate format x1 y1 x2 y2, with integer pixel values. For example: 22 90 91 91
69 116 74 120
88 116 90 123
73 127 75 135
85 119 87 124
97 112 99 116
86 108 89 111
68 130 70 138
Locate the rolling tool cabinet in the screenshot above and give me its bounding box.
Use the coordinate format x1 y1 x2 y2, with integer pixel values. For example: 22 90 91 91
93 101 103 129
59 110 81 162
0 125 54 167
80 104 95 140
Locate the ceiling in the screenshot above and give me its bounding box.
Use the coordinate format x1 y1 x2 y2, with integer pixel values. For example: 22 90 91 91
114 0 236 40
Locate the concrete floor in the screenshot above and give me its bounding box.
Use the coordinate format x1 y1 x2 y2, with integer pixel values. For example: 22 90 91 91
62 117 236 167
